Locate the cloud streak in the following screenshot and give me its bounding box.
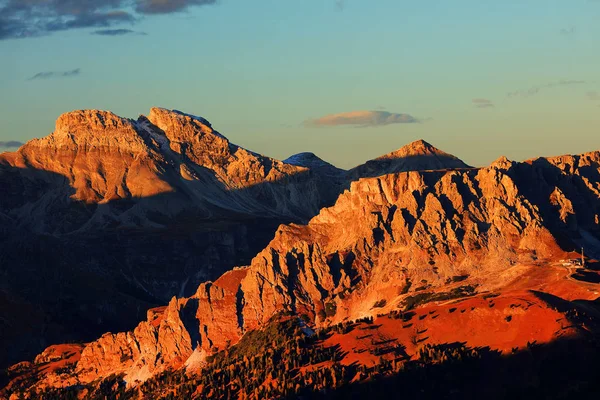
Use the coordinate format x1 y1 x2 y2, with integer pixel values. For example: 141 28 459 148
507 80 586 98
0 141 23 148
28 68 81 80
135 0 216 15
472 98 494 108
560 26 576 36
0 0 216 40
92 29 146 36
305 111 420 128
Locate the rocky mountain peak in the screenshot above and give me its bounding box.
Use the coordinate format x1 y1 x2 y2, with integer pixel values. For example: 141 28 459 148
0 107 350 231
144 107 235 167
285 152 325 166
490 155 514 171
55 109 131 132
146 107 217 141
37 109 147 152
376 139 440 160
348 139 471 179
284 152 345 176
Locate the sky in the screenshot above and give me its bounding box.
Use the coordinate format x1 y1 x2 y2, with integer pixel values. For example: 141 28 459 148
0 0 599 169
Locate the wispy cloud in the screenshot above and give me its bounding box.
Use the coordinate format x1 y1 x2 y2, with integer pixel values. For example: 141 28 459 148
92 29 146 36
305 110 421 128
0 141 23 148
560 26 576 36
472 98 494 108
587 91 600 101
28 68 81 81
136 0 216 14
507 80 586 98
0 0 216 40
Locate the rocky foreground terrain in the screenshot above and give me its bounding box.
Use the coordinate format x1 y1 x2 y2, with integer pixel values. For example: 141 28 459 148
0 108 470 374
1 112 599 398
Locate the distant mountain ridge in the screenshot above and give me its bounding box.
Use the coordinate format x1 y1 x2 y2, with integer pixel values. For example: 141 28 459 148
0 109 473 234
284 152 345 177
348 139 472 179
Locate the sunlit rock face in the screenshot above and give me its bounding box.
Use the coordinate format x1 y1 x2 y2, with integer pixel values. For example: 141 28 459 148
0 107 345 232
16 147 599 390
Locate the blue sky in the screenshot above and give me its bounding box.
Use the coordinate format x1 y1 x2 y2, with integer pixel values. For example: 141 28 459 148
1 0 599 168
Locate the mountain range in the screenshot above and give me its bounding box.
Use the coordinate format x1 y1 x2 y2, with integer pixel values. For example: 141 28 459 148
2 108 600 399
0 108 470 372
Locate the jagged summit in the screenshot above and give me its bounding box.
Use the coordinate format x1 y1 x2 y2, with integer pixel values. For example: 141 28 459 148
490 155 514 170
34 108 214 151
36 109 146 150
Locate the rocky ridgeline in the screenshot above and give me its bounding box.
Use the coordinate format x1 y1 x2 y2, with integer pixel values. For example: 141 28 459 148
0 108 345 232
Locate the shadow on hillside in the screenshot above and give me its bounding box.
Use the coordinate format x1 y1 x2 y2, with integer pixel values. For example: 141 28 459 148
297 290 600 400
0 158 345 369
0 146 468 369
572 270 600 284
302 336 600 400
512 158 600 255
